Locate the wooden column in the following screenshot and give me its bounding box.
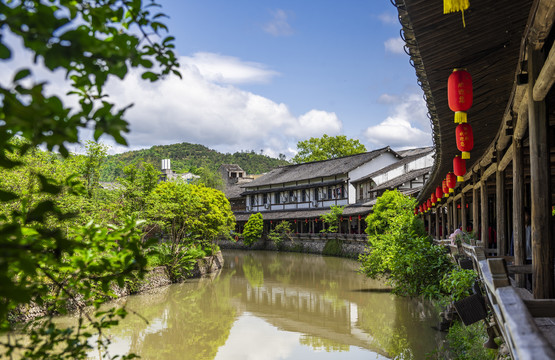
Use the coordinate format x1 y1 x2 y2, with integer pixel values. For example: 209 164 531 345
472 177 480 240
446 202 452 236
461 193 467 232
481 179 489 251
435 208 440 240
496 150 507 256
528 47 554 299
513 137 526 287
439 206 449 239
453 198 458 230
427 212 431 236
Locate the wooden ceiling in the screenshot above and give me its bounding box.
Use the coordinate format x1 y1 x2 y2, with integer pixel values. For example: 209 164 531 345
395 0 534 201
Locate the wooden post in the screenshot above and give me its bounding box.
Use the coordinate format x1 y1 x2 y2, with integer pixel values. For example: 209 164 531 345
496 150 507 256
473 176 480 241
440 206 448 239
453 198 458 230
513 137 526 287
447 202 452 236
481 178 489 251
435 208 440 240
427 212 432 236
528 47 554 299
461 193 467 232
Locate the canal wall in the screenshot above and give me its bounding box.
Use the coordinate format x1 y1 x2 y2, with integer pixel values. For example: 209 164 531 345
11 252 224 323
218 235 367 258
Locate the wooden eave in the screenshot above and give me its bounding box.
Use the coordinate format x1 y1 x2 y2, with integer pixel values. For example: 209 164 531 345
395 0 535 202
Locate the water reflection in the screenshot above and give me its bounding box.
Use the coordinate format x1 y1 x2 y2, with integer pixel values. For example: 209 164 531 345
76 250 442 359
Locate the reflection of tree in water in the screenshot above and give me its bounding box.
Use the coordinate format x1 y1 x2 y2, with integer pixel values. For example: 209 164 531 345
242 255 264 288
299 335 350 352
357 295 439 360
127 272 237 360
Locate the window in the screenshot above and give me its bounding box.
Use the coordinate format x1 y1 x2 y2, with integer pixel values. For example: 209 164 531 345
251 195 256 206
301 189 306 202
341 185 346 198
314 188 319 201
289 190 295 202
359 185 363 201
274 192 280 204
263 194 268 205
327 187 332 199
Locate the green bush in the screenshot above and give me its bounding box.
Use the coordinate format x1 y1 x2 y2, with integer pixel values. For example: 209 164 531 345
359 190 453 299
441 268 477 301
444 321 497 360
268 221 293 249
243 213 264 246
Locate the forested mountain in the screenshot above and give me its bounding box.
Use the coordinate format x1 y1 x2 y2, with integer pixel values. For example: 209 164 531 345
100 142 290 181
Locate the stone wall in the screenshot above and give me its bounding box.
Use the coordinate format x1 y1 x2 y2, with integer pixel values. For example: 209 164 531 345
218 236 367 258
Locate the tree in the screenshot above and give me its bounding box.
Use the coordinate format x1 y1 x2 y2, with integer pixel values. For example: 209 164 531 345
291 135 367 164
191 167 225 191
243 213 263 246
0 1 179 358
146 182 235 248
359 190 452 299
320 205 345 233
82 141 108 198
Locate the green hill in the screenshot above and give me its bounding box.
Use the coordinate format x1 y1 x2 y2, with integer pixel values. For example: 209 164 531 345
100 142 290 181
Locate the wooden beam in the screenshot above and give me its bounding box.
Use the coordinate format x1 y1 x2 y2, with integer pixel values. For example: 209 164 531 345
483 163 497 180
461 191 467 232
527 0 555 50
524 300 555 317
481 179 489 250
462 183 473 194
528 47 554 299
496 150 507 257
533 41 555 101
472 176 479 239
498 143 514 171
514 91 529 141
513 137 526 288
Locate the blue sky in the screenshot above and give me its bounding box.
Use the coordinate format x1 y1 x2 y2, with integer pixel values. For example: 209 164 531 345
0 1 432 158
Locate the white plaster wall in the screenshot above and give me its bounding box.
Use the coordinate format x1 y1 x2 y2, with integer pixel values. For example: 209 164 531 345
348 153 399 204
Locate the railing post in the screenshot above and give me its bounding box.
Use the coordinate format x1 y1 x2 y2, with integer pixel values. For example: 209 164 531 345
513 137 526 288
496 149 507 257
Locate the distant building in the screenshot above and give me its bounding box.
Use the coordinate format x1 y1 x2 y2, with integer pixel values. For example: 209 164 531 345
159 159 199 183
231 146 433 234
218 164 256 211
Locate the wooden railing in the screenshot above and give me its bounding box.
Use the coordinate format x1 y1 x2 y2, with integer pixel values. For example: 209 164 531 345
434 239 555 359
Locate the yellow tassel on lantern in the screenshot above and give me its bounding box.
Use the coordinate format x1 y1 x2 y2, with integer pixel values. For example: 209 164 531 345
462 151 470 159
444 0 469 27
454 111 467 124
457 176 464 182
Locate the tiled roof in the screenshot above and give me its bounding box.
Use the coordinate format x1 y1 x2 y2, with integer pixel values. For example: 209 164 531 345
242 147 396 188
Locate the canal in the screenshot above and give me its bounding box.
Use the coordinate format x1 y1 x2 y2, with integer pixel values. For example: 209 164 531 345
88 250 443 359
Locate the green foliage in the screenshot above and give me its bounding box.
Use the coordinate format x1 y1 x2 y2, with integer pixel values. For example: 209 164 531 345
118 160 160 219
441 268 477 302
191 167 225 191
145 182 236 247
0 1 180 358
442 321 497 360
243 213 263 247
100 142 290 181
291 134 367 164
323 238 343 256
149 243 196 282
268 221 293 249
320 205 345 233
359 190 452 299
82 141 108 198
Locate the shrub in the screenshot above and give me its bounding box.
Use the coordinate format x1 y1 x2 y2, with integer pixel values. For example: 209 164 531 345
359 190 452 299
441 268 478 301
320 205 345 233
323 238 343 256
243 213 264 246
268 221 293 249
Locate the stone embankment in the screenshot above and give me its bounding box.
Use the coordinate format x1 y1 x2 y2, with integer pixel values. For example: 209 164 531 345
12 252 224 323
218 234 367 258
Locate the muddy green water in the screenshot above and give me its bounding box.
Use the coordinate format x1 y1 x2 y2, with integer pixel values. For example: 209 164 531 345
85 250 443 359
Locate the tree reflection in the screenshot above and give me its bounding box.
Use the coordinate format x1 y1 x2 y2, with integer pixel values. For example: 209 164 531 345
299 335 350 352
242 255 264 288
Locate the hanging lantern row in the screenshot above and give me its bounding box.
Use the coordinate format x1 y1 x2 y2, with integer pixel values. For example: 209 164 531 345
431 193 437 206
453 155 466 182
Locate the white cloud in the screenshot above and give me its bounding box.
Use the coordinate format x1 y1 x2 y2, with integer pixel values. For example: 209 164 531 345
384 37 405 55
263 9 294 37
364 93 432 149
101 54 341 158
181 52 279 85
378 12 398 25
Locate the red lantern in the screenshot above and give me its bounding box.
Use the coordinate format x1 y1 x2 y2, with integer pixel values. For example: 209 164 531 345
453 155 466 182
442 179 450 198
427 199 432 210
435 186 443 202
431 193 437 205
448 69 472 124
456 123 474 159
358 215 361 220
349 216 352 221
305 219 308 223
446 172 457 193
414 207 418 215
294 219 297 223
